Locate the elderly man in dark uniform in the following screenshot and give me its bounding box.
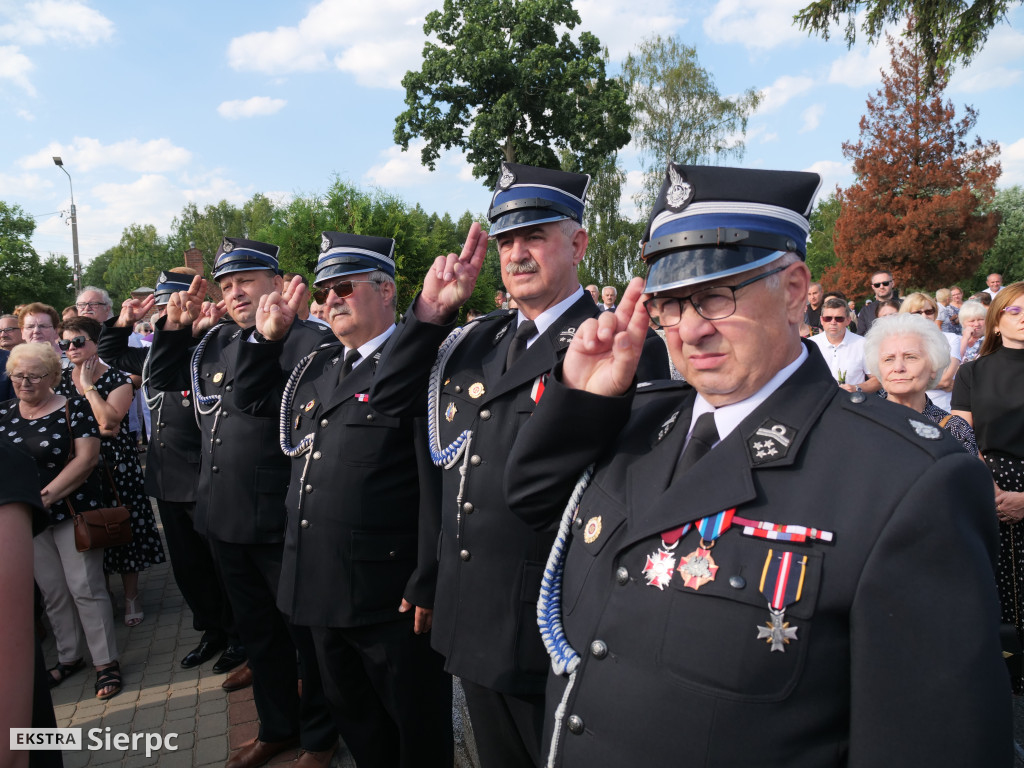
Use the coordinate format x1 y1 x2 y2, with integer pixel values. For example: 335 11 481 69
232 232 453 766
148 239 337 768
498 164 1012 767
369 163 669 767
96 270 244 677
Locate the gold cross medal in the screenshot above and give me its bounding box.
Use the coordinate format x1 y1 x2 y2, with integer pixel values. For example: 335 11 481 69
677 544 719 590
756 549 807 652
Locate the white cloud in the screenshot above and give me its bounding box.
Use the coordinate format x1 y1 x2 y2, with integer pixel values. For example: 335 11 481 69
217 96 287 119
803 159 851 196
364 141 434 188
950 26 1024 94
16 107 33 120
0 171 52 197
227 0 431 89
574 0 687 60
800 104 825 133
704 0 807 50
999 137 1024 187
757 75 815 113
21 138 192 173
619 169 645 221
0 1 114 46
0 44 35 94
762 132 779 143
827 42 889 88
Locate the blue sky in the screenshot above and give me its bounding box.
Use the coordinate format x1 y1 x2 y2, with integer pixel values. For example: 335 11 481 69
2 0 1022 269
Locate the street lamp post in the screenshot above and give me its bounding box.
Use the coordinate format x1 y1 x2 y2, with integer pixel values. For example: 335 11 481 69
53 156 81 293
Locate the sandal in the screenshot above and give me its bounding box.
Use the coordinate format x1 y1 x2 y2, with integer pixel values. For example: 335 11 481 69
95 662 122 700
124 595 144 627
48 658 85 688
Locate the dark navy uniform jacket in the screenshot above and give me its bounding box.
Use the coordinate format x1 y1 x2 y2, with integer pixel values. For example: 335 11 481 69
98 322 199 503
505 345 1011 767
148 318 330 544
232 333 441 628
369 293 669 696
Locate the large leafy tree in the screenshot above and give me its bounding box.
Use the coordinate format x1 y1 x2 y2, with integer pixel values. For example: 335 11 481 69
394 0 631 187
622 36 760 211
0 201 75 311
974 186 1024 288
576 154 645 289
103 224 169 303
806 193 842 282
794 0 1017 89
825 31 1000 299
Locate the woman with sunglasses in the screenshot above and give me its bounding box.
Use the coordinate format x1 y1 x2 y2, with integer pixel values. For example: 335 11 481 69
0 342 121 700
898 292 960 411
952 282 1024 693
57 317 165 628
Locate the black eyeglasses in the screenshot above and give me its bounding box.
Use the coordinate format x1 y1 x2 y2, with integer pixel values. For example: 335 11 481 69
872 280 893 288
57 336 89 351
0 328 19 336
75 301 109 310
644 266 787 328
910 308 936 317
821 314 847 323
11 373 46 384
311 279 376 305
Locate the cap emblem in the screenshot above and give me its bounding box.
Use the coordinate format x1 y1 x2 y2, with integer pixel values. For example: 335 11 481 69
498 164 516 190
665 165 694 211
320 234 331 253
221 238 234 253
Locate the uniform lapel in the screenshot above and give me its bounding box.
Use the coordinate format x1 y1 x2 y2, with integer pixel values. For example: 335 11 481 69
319 342 385 413
622 348 837 548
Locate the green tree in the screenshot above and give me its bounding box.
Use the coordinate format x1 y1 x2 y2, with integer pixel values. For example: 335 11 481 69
622 36 761 211
794 0 1017 89
974 185 1024 287
104 224 169 303
394 0 631 187
805 193 842 282
576 154 645 288
0 201 74 311
82 248 115 292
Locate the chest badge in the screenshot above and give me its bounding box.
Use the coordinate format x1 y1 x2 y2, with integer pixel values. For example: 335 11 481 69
748 419 797 465
677 545 719 590
303 400 315 413
908 418 942 440
468 382 485 399
212 372 224 384
583 516 602 544
756 549 807 652
656 411 680 443
445 402 458 422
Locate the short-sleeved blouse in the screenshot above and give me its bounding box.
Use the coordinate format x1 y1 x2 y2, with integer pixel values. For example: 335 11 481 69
951 345 1024 457
0 396 103 526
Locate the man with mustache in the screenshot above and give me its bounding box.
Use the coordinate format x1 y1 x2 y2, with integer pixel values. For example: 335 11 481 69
148 239 337 768
369 163 668 767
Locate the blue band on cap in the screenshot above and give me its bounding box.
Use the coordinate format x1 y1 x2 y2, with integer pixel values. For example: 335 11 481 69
315 251 394 282
650 211 806 251
488 184 585 237
213 248 280 278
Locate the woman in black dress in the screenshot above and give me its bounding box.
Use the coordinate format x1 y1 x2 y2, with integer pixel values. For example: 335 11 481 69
1 342 121 700
952 281 1024 691
58 317 165 627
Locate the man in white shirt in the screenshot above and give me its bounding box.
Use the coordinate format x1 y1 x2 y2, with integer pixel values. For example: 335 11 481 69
985 273 1003 299
809 297 880 392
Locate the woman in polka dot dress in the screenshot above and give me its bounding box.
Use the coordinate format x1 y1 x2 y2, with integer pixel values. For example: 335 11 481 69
57 317 165 627
952 282 1024 692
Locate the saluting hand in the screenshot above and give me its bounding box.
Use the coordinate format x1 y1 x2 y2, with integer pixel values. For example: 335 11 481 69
192 301 226 337
116 295 155 328
165 275 209 331
414 221 489 324
563 277 649 397
256 275 307 341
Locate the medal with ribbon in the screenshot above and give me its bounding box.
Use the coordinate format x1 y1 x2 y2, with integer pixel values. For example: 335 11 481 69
756 549 807 652
642 509 735 591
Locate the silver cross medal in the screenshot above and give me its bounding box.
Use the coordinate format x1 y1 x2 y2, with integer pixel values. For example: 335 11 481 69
757 608 798 652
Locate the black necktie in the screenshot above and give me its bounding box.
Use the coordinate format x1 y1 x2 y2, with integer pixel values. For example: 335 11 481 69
338 348 361 383
675 412 719 477
505 319 537 371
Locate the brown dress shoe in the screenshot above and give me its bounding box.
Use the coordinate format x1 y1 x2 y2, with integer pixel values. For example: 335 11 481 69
295 745 337 768
222 664 253 691
225 737 298 768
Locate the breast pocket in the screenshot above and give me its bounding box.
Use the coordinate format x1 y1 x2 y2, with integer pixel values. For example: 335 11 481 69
657 537 823 701
338 409 402 467
350 531 417 615
563 484 626 618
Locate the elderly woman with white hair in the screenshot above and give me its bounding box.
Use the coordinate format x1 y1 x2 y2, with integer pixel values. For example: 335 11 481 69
864 314 977 455
958 300 987 363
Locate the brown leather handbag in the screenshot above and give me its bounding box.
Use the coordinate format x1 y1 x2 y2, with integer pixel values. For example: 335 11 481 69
61 402 133 552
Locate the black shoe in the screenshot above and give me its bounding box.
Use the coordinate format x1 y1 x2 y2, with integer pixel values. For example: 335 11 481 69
180 634 227 669
212 644 247 674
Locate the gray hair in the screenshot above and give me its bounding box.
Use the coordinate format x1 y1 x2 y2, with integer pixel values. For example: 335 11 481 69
6 342 62 379
958 300 987 323
557 218 583 241
365 269 397 310
863 314 950 389
77 285 111 306
764 252 803 291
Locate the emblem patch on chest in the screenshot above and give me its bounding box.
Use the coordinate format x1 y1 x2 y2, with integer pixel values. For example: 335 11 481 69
445 402 458 422
583 516 601 544
468 382 485 399
747 419 797 465
908 418 942 440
